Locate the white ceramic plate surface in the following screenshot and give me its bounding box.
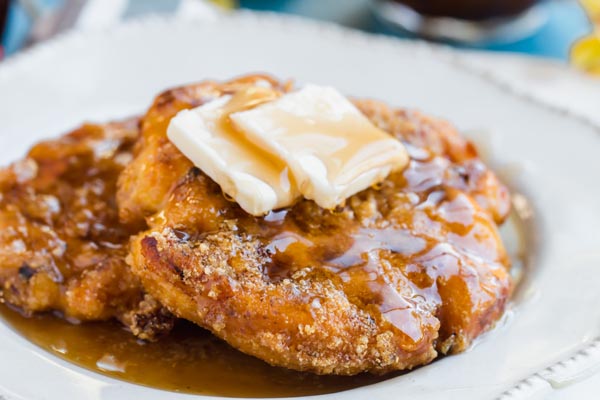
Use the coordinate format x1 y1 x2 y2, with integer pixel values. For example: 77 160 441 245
0 11 599 400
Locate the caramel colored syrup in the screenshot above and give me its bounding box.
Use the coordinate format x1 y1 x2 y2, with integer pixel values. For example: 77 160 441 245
0 304 387 398
210 86 297 203
263 107 406 187
215 86 286 183
0 81 531 396
0 201 529 398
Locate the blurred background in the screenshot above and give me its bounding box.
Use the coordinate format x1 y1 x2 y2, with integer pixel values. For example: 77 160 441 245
0 0 598 73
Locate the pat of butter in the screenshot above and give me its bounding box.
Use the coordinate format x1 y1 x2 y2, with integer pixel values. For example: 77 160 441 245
231 85 409 209
167 89 298 216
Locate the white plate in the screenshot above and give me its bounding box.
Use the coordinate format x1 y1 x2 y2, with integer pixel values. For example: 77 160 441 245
0 12 599 400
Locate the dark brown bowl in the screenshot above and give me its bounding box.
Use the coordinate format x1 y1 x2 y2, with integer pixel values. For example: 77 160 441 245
393 0 540 20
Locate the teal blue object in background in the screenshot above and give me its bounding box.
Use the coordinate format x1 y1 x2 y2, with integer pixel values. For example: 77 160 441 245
482 1 590 59
3 1 30 54
2 0 64 54
370 1 590 59
240 0 592 60
2 0 593 60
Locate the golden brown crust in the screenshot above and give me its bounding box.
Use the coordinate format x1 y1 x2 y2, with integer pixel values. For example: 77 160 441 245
0 74 512 373
117 74 288 226
0 120 174 340
133 230 438 375
354 100 511 223
120 75 513 374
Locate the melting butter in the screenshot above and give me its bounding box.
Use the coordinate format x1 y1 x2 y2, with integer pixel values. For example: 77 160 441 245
231 85 409 209
167 87 298 216
167 84 409 215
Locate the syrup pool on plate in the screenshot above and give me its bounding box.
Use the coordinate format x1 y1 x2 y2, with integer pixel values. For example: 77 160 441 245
0 202 530 397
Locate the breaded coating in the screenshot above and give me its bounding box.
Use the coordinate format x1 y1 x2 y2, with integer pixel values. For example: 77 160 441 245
117 75 288 226
120 76 512 374
0 121 174 340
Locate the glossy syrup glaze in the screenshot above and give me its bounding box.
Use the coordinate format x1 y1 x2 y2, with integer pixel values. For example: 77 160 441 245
0 206 527 397
118 78 515 376
126 127 514 377
0 76 522 394
208 85 293 195
228 85 409 210
249 151 511 348
0 304 388 397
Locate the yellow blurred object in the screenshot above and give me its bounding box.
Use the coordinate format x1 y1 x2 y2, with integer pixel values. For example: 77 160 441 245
580 0 600 23
208 0 237 9
571 1 600 75
571 33 600 75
